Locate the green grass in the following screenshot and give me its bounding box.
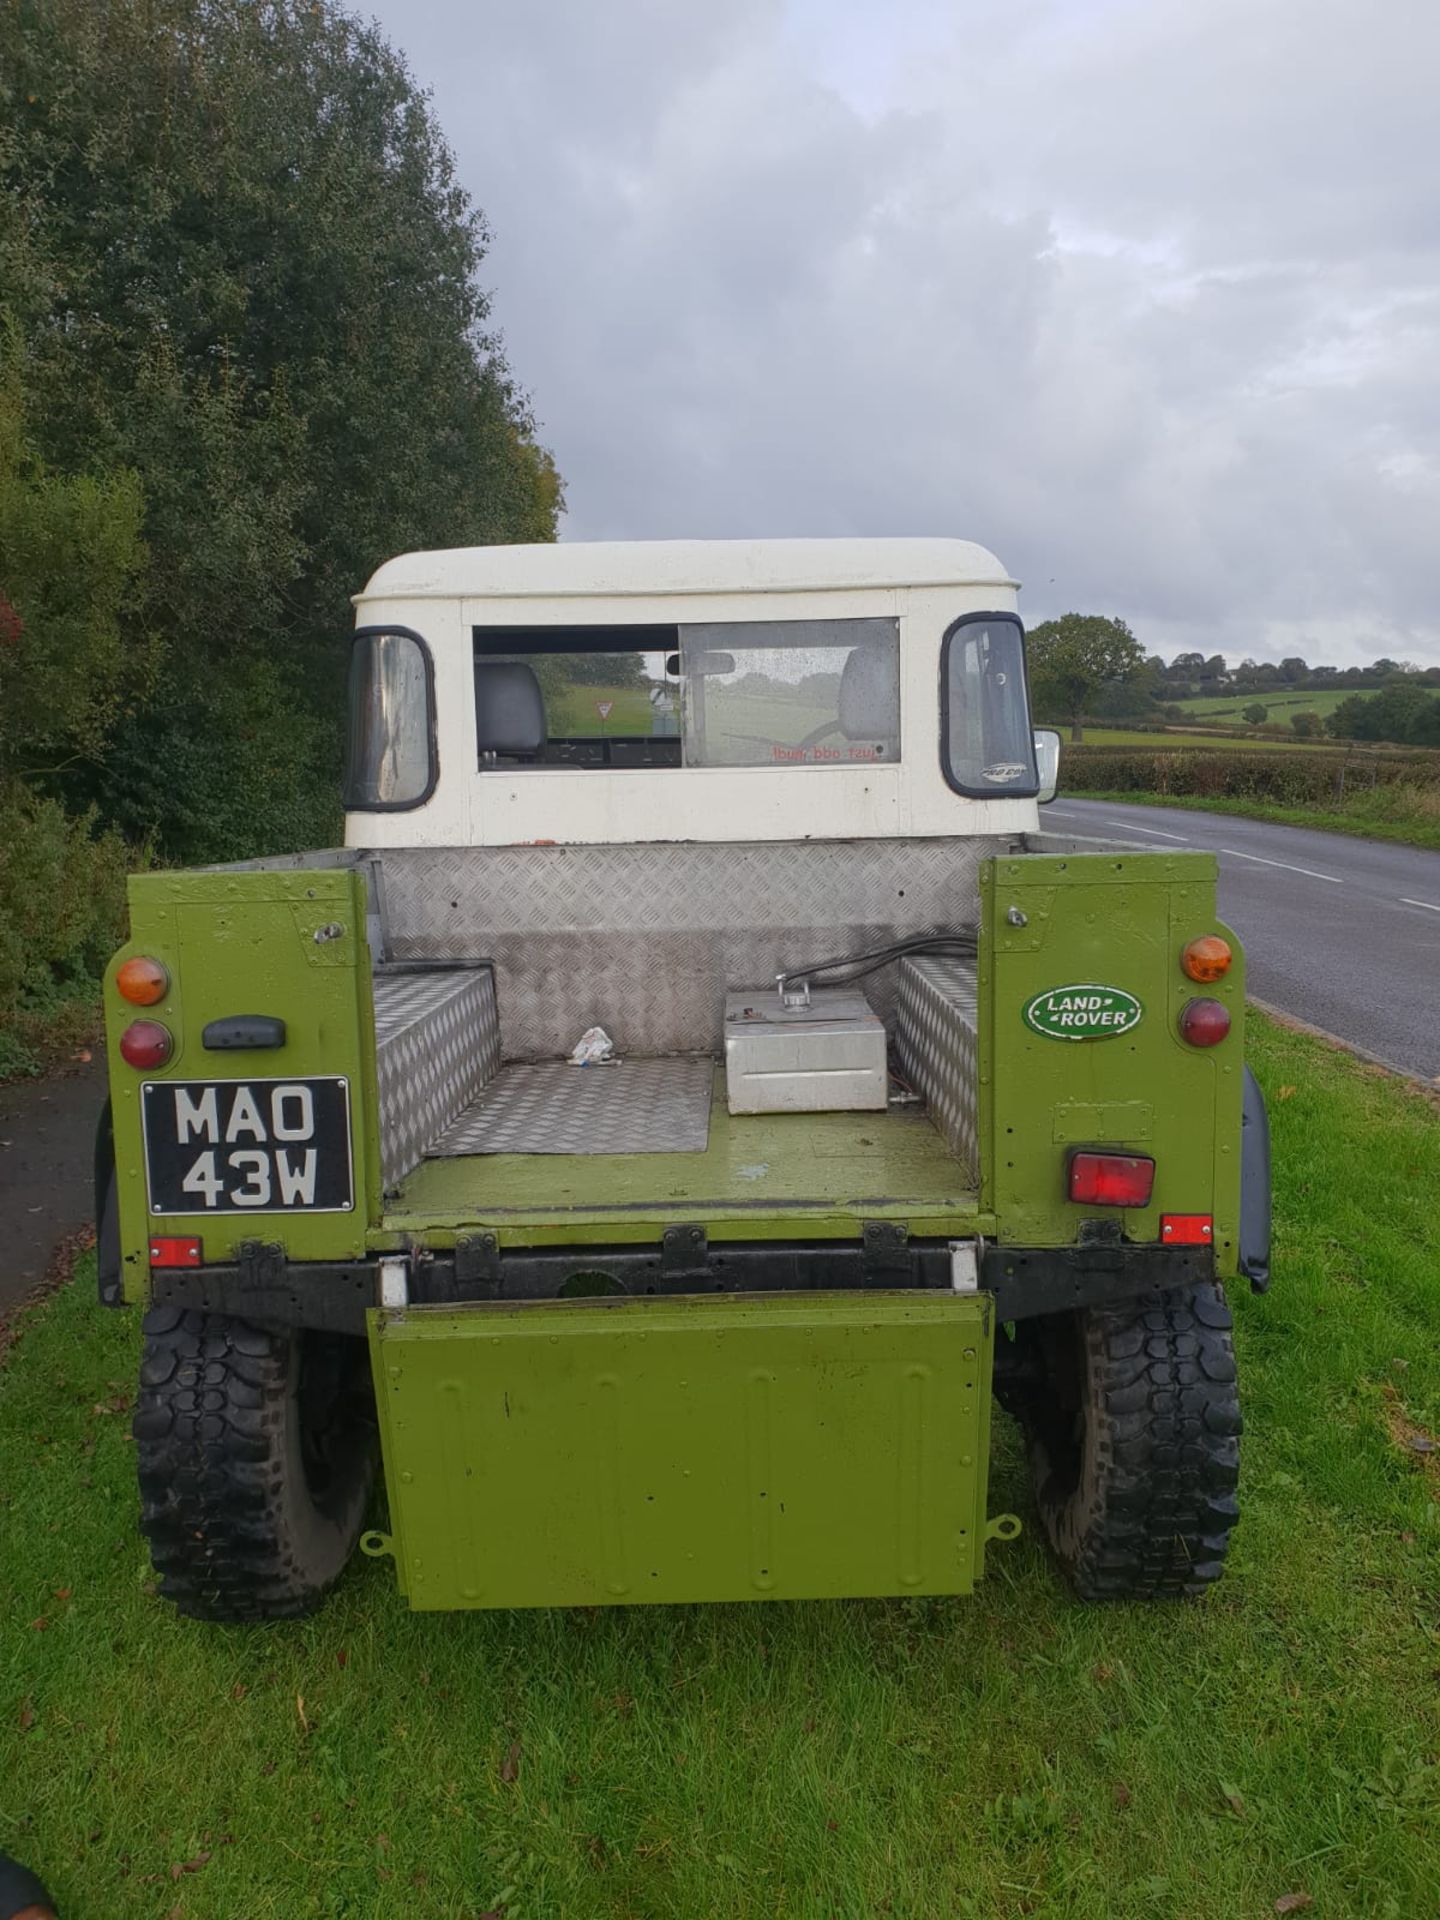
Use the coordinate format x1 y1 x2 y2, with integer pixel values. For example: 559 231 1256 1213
1063 786 1440 853
546 683 660 737
1171 690 1357 723
3 1017 1439 1918
704 689 838 764
1079 727 1319 751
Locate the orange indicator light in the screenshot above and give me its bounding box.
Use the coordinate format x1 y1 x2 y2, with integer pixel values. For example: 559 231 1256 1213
117 956 170 1005
1181 936 1232 983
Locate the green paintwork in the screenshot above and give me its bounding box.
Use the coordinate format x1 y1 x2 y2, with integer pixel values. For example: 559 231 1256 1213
977 851 1244 1273
104 867 380 1298
374 1074 982 1249
104 836 1245 1616
1022 983 1144 1041
103 846 1245 1289
366 1292 999 1610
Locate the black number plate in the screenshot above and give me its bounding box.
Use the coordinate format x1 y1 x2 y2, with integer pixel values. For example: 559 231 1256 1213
142 1077 354 1214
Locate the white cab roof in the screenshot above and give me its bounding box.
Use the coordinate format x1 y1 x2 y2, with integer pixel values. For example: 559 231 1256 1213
357 537 1015 604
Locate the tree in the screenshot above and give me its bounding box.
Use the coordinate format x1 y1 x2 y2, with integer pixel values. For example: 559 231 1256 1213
1278 656 1309 684
0 368 145 1043
1326 695 1371 740
0 0 562 861
1367 683 1437 743
1090 678 1158 722
1290 711 1325 738
1241 703 1267 726
1027 614 1144 743
0 367 151 778
1326 683 1435 744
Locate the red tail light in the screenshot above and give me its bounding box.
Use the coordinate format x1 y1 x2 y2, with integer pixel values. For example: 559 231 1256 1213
149 1236 202 1268
119 1020 172 1069
1178 997 1231 1047
1068 1151 1156 1208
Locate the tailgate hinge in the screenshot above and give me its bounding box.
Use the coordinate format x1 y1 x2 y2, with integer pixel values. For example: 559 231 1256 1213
862 1220 910 1281
661 1224 708 1277
454 1232 501 1296
235 1240 286 1288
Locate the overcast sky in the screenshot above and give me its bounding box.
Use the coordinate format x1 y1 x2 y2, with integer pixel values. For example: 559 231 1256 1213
363 0 1439 668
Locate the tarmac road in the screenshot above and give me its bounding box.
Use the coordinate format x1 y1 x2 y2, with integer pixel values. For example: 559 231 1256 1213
0 1055 106 1317
1047 797 1440 1082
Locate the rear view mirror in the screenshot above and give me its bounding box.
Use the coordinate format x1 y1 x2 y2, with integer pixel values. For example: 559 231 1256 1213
1034 729 1061 804
689 650 735 676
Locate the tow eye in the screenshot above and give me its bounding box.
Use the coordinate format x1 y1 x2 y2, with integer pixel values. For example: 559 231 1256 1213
360 1530 394 1560
985 1513 1023 1545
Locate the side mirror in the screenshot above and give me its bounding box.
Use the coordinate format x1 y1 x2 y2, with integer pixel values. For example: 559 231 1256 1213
1034 729 1061 804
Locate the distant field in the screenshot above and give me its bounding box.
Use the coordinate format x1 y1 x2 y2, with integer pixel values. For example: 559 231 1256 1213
705 688 838 763
544 683 843 762
1077 727 1318 752
1171 688 1353 722
547 683 663 736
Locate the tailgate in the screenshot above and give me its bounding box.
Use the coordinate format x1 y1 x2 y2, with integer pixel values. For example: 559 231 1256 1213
366 1293 1004 1609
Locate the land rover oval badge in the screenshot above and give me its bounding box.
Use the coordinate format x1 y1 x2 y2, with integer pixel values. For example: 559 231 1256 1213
1023 984 1143 1040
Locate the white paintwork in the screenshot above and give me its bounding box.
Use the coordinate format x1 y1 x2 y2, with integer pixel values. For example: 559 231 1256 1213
378 1255 410 1309
949 1241 979 1293
357 536 1016 603
347 538 1037 849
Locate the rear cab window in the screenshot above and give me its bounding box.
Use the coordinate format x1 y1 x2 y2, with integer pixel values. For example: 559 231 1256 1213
471 618 901 770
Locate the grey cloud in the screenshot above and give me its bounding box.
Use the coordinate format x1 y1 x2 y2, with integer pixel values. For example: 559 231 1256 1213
363 0 1440 665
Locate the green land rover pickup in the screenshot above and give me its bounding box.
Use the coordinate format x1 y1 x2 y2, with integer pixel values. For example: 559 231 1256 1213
96 538 1269 1620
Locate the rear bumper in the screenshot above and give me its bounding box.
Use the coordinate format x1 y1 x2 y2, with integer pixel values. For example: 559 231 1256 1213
145 1234 1218 1332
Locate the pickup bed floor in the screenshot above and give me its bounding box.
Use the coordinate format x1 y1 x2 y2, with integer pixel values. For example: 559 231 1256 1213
380 1071 980 1244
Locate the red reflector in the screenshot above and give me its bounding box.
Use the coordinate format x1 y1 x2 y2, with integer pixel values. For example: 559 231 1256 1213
149 1236 202 1268
1068 1151 1156 1208
1161 1215 1213 1245
1177 997 1231 1048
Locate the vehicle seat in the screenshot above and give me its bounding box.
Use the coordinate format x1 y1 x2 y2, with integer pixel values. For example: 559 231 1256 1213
837 644 899 745
475 661 547 758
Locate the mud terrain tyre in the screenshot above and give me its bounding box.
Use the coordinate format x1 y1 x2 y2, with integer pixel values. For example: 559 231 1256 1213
134 1307 375 1621
1011 1282 1241 1600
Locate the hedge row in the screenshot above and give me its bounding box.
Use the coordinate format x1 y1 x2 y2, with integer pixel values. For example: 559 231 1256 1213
1060 747 1440 804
